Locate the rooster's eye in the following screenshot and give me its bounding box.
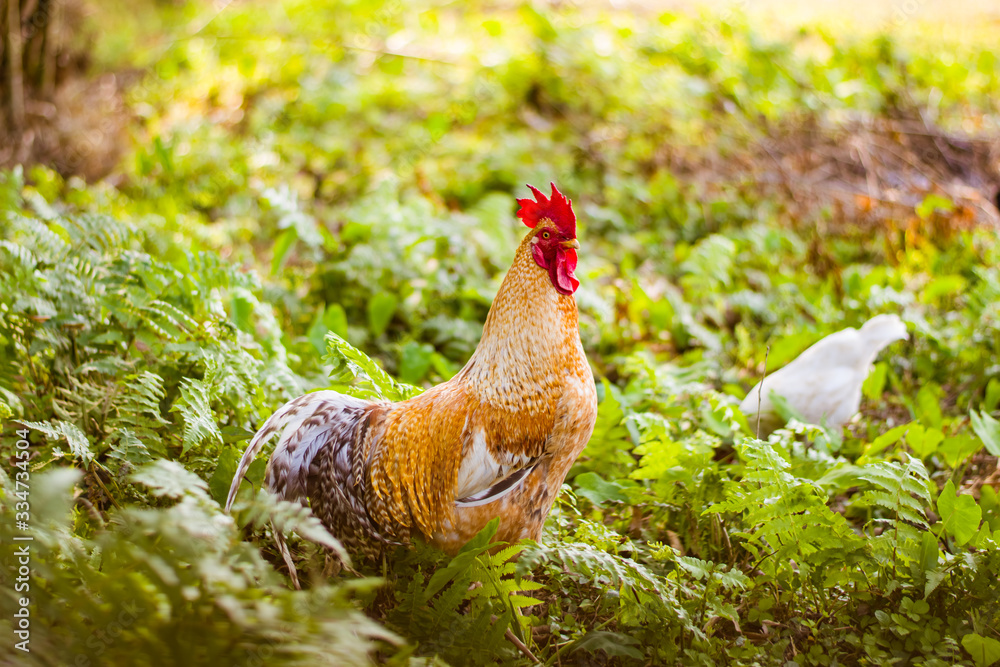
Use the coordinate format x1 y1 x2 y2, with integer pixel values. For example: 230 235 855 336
542 231 551 239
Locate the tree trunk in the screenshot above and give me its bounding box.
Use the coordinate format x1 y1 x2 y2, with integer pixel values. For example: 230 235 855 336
2 0 107 178
40 0 59 99
3 0 26 133
3 0 62 133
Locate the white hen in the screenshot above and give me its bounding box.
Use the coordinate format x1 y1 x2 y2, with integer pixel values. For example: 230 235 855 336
740 314 908 436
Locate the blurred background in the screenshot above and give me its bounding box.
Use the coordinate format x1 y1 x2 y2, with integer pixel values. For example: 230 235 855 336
3 0 999 381
2 1 1000 664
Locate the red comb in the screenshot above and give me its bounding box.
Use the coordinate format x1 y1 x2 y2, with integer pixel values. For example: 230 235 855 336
516 183 576 237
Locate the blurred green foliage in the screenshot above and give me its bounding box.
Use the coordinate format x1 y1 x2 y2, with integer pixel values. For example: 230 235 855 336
2 0 1000 665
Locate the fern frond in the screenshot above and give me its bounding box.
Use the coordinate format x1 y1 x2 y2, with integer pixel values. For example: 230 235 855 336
857 457 931 528
18 418 93 463
324 331 421 401
522 541 684 622
0 240 37 270
108 428 153 467
108 371 170 445
9 213 70 262
69 213 136 252
711 438 867 578
172 378 223 453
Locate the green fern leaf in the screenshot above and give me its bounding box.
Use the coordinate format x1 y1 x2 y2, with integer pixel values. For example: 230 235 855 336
323 331 421 401
18 419 93 463
173 378 223 453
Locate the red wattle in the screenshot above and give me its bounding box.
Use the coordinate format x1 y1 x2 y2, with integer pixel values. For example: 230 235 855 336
554 249 579 294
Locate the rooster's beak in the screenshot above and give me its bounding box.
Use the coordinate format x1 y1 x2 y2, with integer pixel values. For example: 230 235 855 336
561 239 580 250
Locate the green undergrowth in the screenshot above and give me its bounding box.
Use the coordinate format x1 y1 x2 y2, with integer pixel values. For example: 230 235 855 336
2 0 1000 665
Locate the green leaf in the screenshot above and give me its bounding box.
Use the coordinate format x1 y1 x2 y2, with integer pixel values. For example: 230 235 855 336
918 530 939 574
769 390 807 426
309 302 350 356
972 523 995 549
152 135 174 175
574 472 631 506
962 633 1000 667
209 446 240 506
231 287 255 331
518 3 557 41
423 519 500 600
676 555 716 580
461 517 500 554
861 423 908 461
570 631 644 660
268 498 351 567
939 434 983 468
925 568 948 597
270 228 297 274
986 379 1000 413
937 479 982 546
580 381 635 475
323 303 348 338
863 361 888 401
857 456 931 529
307 306 329 355
916 384 943 430
398 340 434 384
906 423 944 459
367 292 398 337
220 425 255 444
971 409 1000 456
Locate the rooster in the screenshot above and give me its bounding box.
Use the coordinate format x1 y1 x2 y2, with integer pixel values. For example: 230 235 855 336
227 183 597 573
740 314 908 436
